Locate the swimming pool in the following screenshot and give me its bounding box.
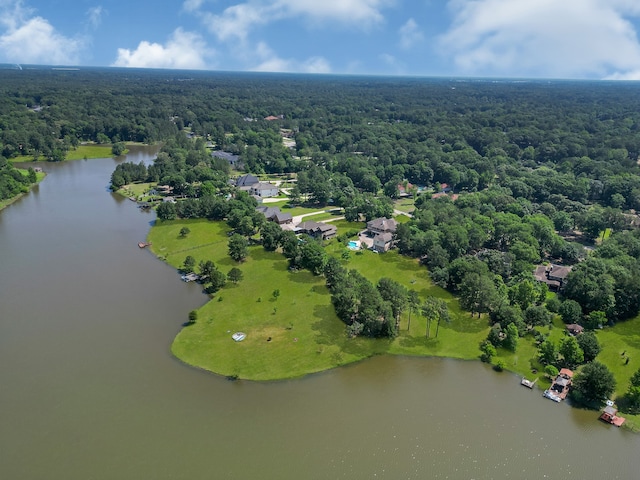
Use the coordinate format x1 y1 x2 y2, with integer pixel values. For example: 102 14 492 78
347 240 360 250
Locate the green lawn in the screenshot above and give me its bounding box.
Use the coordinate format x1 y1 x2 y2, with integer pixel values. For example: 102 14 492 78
394 198 416 214
65 144 118 160
150 218 493 380
9 144 127 162
148 215 640 430
117 182 156 200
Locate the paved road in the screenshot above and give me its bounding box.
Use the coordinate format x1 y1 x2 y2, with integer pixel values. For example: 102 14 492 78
393 209 413 218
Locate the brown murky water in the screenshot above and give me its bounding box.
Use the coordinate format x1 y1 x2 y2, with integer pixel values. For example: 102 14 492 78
1 148 638 479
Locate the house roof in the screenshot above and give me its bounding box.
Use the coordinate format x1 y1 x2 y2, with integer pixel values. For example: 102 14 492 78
235 174 259 187
297 221 337 235
374 232 394 243
275 212 292 223
549 265 572 279
533 265 548 282
211 151 239 163
252 182 278 191
566 324 584 334
559 368 574 378
367 217 397 233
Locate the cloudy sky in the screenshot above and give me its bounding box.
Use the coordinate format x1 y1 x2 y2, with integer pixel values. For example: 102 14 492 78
2 0 640 79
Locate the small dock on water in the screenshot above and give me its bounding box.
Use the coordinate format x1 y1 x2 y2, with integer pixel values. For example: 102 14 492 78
521 377 538 389
138 242 152 248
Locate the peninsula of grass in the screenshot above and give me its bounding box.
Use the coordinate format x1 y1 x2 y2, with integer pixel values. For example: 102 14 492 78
9 144 129 163
150 218 488 380
149 215 640 428
0 169 46 211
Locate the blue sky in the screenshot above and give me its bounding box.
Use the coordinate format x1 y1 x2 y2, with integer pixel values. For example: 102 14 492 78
2 0 640 79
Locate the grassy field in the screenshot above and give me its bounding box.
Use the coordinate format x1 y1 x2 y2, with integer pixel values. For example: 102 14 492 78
116 182 156 200
0 170 46 211
393 197 417 214
65 144 119 160
147 215 640 428
150 217 493 380
8 144 128 163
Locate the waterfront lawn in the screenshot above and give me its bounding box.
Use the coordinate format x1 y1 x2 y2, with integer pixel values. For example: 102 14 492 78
8 144 125 162
65 145 116 160
154 219 492 380
117 182 156 200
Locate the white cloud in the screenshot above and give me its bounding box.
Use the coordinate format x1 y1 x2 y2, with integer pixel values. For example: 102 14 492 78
302 56 331 74
275 0 389 25
113 28 213 69
0 17 83 64
87 6 104 29
204 3 268 42
0 0 83 64
200 0 391 42
251 41 331 73
398 18 423 49
440 0 640 78
183 0 205 13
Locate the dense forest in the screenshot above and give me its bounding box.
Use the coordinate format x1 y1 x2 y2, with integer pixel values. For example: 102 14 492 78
4 67 640 347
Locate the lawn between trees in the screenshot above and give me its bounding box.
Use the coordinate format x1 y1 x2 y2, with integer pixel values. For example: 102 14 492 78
146 218 542 379
148 216 640 428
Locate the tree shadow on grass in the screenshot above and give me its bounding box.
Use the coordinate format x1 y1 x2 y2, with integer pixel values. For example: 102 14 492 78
447 312 489 334
216 257 237 267
310 304 392 356
311 285 329 295
288 270 322 283
310 304 342 347
271 259 289 272
397 334 439 349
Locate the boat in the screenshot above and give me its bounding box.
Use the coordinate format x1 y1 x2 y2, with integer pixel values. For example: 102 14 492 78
232 332 246 342
543 389 562 402
138 242 152 248
181 273 199 282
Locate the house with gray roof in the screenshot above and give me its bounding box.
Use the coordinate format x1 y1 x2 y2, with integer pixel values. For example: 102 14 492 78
256 206 292 225
367 217 398 236
295 221 337 240
234 174 260 189
373 232 394 253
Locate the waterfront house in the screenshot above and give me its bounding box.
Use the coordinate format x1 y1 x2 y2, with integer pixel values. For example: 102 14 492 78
367 217 397 236
600 405 626 427
544 368 573 402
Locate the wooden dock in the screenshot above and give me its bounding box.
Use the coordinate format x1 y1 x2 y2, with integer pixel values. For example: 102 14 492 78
138 242 152 248
521 377 538 389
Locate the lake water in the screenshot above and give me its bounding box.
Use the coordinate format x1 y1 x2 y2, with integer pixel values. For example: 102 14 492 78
1 147 639 479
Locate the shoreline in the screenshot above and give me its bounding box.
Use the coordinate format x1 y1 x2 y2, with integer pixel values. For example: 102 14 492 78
0 170 46 212
141 215 640 430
